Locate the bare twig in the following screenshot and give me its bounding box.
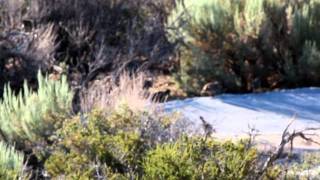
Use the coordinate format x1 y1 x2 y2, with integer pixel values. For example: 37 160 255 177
257 117 320 179
246 124 260 149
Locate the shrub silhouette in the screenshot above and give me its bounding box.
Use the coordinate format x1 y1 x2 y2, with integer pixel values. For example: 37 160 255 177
0 0 175 95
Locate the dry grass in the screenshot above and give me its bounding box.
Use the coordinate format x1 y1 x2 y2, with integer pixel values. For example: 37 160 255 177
81 71 153 113
80 71 192 145
110 72 152 111
27 24 57 68
1 0 24 28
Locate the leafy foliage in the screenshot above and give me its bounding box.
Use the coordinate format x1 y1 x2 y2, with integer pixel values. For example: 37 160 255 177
0 141 24 179
143 137 259 180
0 1 316 179
45 105 184 179
0 72 287 179
169 0 320 94
44 105 281 179
44 104 280 179
0 71 72 145
298 41 320 83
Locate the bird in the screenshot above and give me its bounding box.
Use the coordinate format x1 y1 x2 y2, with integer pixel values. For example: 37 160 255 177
200 116 215 137
201 81 223 96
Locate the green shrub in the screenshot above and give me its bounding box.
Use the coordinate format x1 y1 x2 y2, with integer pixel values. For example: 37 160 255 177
43 104 283 179
291 0 320 48
175 46 242 94
0 141 24 179
45 105 180 179
235 0 266 37
168 0 263 94
0 71 72 145
45 110 124 178
169 0 320 94
46 108 275 179
143 137 259 180
168 0 238 42
175 47 221 94
298 41 320 83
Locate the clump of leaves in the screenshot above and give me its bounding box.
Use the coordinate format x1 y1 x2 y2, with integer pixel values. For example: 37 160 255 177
0 71 72 146
169 0 320 94
45 105 182 179
45 110 130 178
143 137 259 180
298 41 320 83
0 141 24 180
45 104 280 179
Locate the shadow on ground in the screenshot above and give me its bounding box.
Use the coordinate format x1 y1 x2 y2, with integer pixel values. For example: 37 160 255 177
218 88 320 121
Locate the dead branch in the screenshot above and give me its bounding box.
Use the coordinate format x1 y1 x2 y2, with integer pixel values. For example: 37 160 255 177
246 124 261 150
257 118 320 179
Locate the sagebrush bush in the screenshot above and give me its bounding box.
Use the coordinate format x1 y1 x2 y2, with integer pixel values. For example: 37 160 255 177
169 0 320 94
0 141 24 179
45 105 185 179
45 107 281 179
143 137 260 180
45 110 129 178
291 0 320 48
0 71 72 145
0 71 282 179
298 41 320 83
235 0 266 37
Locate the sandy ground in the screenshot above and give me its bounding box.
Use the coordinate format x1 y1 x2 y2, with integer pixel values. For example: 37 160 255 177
165 87 320 151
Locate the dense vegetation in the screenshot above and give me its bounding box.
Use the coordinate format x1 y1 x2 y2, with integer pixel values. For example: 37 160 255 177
0 72 283 179
0 0 319 179
170 0 320 95
0 141 24 179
